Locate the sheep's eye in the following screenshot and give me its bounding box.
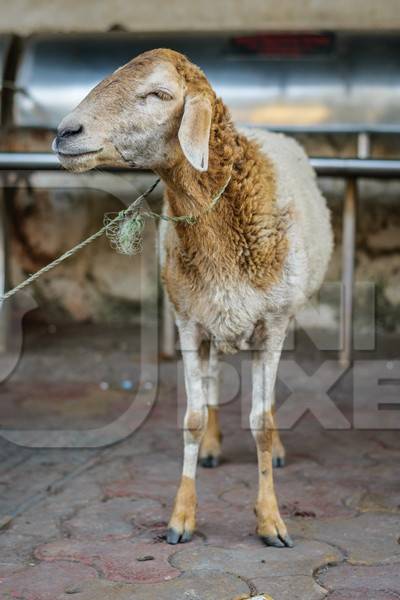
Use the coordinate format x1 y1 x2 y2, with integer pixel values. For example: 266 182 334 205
149 90 173 101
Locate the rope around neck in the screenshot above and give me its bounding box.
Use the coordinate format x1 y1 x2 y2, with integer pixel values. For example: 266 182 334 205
0 174 231 303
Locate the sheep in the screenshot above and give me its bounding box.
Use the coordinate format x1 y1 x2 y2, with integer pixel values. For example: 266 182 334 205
53 48 333 549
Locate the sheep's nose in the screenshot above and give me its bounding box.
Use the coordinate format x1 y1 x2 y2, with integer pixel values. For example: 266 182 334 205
58 123 84 139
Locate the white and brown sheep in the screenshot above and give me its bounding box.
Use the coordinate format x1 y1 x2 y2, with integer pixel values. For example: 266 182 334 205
53 49 333 548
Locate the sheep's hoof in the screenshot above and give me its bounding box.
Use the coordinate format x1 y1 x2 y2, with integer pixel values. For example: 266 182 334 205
256 505 293 548
272 456 285 468
166 527 193 544
199 454 220 468
260 533 294 548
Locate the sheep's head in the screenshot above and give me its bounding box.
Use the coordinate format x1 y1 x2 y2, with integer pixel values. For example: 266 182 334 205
53 49 214 173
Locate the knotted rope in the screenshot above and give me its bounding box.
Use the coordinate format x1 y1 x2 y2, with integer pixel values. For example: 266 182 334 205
0 174 231 303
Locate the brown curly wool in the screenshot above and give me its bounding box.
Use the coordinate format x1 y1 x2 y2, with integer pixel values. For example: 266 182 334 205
159 82 289 315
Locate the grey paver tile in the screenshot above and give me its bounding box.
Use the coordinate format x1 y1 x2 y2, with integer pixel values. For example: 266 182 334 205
251 575 327 600
289 512 400 564
56 571 250 600
171 540 342 579
0 561 98 600
319 562 400 594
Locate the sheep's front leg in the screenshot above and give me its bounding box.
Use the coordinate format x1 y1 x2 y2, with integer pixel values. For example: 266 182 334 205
167 322 207 544
251 317 293 548
199 341 222 468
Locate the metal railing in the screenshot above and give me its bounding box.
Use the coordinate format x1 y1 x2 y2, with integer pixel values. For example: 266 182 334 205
1 151 400 365
2 153 400 177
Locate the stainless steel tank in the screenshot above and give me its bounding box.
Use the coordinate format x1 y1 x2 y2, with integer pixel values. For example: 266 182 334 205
12 32 400 132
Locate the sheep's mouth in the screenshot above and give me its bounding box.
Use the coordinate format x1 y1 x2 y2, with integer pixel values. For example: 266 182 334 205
57 148 103 158
54 145 105 173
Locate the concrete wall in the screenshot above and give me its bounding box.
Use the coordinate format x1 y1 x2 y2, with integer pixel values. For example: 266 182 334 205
3 130 400 332
1 0 400 34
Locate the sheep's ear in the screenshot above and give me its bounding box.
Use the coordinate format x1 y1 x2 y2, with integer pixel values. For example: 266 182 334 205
178 94 212 172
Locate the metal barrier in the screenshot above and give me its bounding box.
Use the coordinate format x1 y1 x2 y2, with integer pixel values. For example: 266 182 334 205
1 152 400 365
2 153 400 177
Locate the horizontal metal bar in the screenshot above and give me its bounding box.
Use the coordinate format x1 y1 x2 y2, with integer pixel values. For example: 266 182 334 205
1 153 400 179
310 158 400 178
261 125 400 135
0 152 71 170
0 153 133 172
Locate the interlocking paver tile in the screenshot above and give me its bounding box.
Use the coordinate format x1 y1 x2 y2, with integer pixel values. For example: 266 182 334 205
196 499 257 546
0 561 98 600
319 563 400 594
57 571 250 600
328 592 399 600
171 540 342 578
102 476 179 503
64 497 164 539
250 576 327 600
289 512 400 564
221 477 358 519
0 533 41 564
35 539 181 583
1 324 400 599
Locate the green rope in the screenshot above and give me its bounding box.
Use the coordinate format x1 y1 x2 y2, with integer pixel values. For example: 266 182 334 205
105 173 231 255
0 174 231 303
0 178 160 303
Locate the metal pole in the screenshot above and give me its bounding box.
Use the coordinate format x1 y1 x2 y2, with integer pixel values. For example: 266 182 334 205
161 292 176 359
357 132 371 160
158 218 176 359
339 133 369 366
340 178 357 367
341 132 370 364
0 177 10 352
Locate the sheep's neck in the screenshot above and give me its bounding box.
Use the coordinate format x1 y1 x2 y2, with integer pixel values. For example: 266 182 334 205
158 107 287 292
156 99 237 217
157 103 277 236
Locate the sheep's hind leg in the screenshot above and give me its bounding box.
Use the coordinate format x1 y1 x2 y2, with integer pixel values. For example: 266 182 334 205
167 321 207 544
199 341 222 468
251 316 293 548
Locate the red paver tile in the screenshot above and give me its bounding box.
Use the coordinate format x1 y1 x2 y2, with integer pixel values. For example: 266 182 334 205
0 561 97 600
35 539 181 583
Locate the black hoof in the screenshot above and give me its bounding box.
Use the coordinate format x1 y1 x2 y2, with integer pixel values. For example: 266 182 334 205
261 533 294 548
180 530 193 543
166 528 193 544
166 528 180 544
272 456 285 468
199 455 219 468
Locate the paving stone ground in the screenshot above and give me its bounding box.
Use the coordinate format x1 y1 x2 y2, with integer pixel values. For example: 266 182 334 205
0 322 399 599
